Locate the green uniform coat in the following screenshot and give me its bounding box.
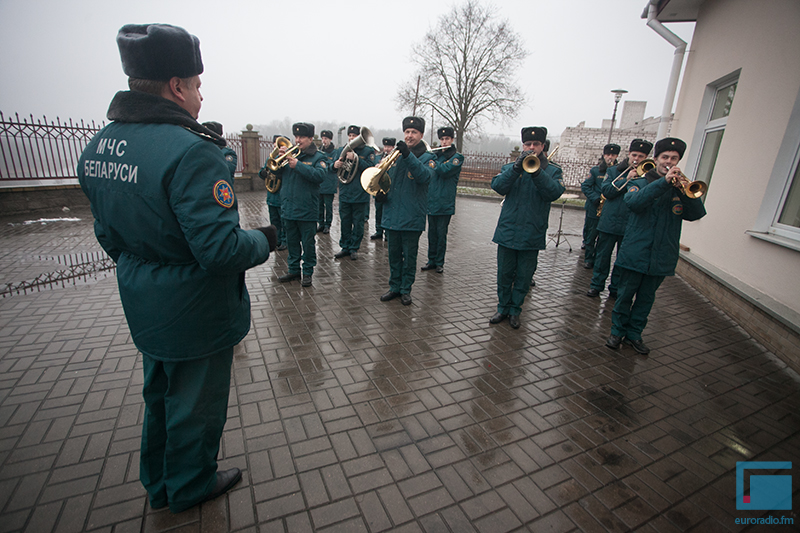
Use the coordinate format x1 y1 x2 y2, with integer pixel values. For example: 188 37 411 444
319 143 338 195
598 162 633 235
428 146 463 215
382 143 435 231
616 171 707 276
277 144 327 221
581 166 604 221
78 91 270 361
332 144 375 204
491 159 565 250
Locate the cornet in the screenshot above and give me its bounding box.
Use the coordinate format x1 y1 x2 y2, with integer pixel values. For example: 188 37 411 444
667 167 707 198
266 137 301 173
520 145 559 174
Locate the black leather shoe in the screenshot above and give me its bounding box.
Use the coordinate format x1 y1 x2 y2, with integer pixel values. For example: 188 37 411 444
301 275 312 287
435 266 444 274
276 244 287 251
380 291 400 302
625 338 650 354
420 263 436 271
584 262 593 269
334 250 350 259
201 468 242 505
400 294 412 306
316 225 324 232
323 227 330 234
509 315 520 329
278 272 300 283
370 232 383 240
586 288 600 298
605 334 622 350
350 250 358 260
489 312 508 324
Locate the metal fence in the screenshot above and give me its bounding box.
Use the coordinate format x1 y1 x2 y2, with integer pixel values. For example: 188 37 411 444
0 112 104 181
0 112 592 189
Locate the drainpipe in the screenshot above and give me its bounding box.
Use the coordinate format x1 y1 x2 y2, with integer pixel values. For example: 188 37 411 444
644 0 687 140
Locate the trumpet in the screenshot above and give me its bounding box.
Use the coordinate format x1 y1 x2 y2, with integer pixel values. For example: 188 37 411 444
667 167 707 198
611 158 656 191
266 136 301 173
361 149 400 196
520 145 559 174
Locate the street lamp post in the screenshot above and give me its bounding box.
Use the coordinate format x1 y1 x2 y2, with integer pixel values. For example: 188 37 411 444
608 89 628 144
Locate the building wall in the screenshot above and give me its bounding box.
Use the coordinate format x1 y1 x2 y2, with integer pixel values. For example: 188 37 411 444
558 113 669 165
670 0 800 314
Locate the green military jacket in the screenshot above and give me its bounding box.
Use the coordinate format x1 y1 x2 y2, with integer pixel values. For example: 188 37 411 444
598 162 632 235
381 142 435 232
277 143 327 221
428 146 463 216
581 165 604 220
331 144 374 203
492 158 565 250
319 143 338 195
616 171 707 276
78 91 270 361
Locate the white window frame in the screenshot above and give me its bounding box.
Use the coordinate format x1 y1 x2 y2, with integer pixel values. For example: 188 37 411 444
683 70 739 197
748 83 800 252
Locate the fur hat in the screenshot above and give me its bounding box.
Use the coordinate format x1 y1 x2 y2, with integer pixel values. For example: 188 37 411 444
402 116 425 134
320 130 333 140
202 121 223 136
629 139 653 155
117 24 203 80
382 137 396 147
292 122 315 138
437 126 455 139
654 137 686 159
347 125 360 136
603 144 621 155
521 127 547 143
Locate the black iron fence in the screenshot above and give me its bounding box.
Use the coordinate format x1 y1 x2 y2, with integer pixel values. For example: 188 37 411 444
0 112 591 189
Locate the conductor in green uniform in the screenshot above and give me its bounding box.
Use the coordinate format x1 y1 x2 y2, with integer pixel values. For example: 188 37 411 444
276 122 328 287
202 121 237 178
78 24 276 514
370 137 395 241
606 137 706 354
581 143 619 269
379 116 435 306
318 130 336 234
422 126 463 274
489 127 565 329
587 139 652 298
332 125 375 261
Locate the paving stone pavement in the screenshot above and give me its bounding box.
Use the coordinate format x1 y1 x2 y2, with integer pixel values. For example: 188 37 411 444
0 192 798 533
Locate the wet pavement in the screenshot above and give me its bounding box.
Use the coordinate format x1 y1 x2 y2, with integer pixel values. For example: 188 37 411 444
0 192 798 532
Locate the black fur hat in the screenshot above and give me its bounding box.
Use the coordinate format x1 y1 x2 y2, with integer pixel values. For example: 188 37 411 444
629 139 653 155
202 121 223 136
292 122 315 138
521 127 547 143
402 116 425 134
603 144 621 155
437 126 455 139
654 137 686 159
320 130 333 139
347 125 360 136
117 24 203 81
382 137 396 146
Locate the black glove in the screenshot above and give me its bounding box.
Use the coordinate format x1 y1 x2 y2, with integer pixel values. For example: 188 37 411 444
255 225 278 252
598 160 608 174
258 168 269 180
396 141 410 158
616 158 629 172
375 191 387 203
512 151 531 173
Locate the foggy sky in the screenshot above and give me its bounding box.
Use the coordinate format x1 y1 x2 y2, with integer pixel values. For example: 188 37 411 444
0 0 695 141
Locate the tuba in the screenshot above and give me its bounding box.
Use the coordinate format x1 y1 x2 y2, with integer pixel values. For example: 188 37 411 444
361 149 400 196
266 136 301 173
337 127 379 184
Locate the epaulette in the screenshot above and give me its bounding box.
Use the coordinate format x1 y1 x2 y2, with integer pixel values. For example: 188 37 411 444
549 161 562 169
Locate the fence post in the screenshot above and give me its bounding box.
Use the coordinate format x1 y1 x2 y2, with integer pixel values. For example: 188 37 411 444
239 124 261 192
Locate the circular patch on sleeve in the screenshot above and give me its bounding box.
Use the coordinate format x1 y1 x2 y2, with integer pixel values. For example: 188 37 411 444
320 160 327 169
452 158 461 166
628 185 639 193
672 204 684 215
428 160 436 168
213 180 235 208
225 154 234 162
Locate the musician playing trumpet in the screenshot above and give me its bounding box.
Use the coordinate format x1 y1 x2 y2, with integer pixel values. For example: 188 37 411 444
332 125 376 261
587 139 653 299
489 126 565 330
605 137 706 354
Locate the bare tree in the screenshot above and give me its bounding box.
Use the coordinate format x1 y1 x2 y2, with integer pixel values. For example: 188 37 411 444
396 0 526 152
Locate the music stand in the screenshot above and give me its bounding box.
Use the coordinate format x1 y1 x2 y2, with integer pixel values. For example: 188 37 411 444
547 193 579 251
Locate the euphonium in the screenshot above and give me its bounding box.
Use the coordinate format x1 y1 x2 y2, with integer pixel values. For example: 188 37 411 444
361 149 400 196
668 167 707 198
266 137 301 173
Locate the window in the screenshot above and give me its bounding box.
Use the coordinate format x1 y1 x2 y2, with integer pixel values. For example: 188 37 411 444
693 81 737 193
749 83 800 251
